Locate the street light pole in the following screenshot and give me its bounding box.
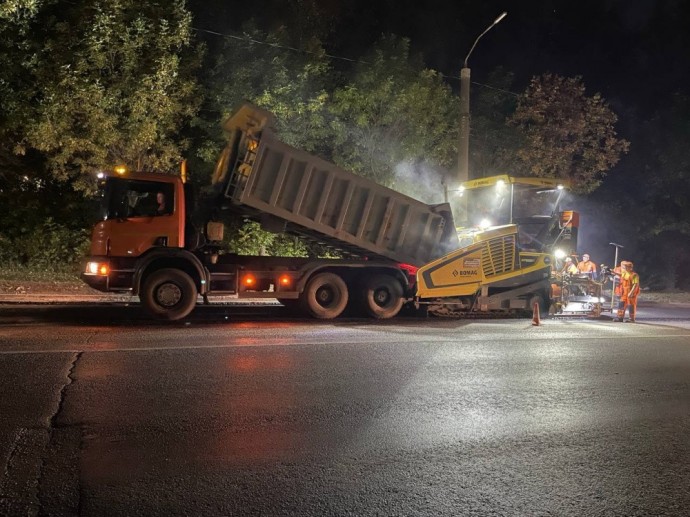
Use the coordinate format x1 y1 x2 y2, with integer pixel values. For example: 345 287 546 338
458 11 507 184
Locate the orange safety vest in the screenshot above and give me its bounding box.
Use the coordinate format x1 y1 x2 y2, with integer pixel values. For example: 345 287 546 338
577 260 597 275
620 270 640 300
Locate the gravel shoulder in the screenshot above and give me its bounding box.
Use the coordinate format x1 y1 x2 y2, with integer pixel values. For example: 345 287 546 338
1 279 102 296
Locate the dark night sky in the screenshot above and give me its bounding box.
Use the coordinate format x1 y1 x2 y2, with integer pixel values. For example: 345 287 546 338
192 0 690 115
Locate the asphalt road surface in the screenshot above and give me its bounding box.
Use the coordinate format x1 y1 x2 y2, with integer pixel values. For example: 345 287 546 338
1 302 689 516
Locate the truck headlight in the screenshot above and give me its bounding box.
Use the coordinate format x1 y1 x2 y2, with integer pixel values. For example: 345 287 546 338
86 262 109 276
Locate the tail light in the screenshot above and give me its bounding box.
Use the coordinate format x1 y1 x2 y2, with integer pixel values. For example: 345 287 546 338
277 274 292 288
242 274 256 288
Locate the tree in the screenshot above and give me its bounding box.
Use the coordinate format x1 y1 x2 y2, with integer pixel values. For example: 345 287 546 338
13 0 202 190
329 34 457 200
203 22 333 164
509 74 629 193
468 66 524 179
0 0 202 270
0 0 45 176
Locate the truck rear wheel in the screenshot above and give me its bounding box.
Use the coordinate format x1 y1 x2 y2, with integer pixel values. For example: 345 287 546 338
141 268 197 321
301 272 348 319
362 274 404 319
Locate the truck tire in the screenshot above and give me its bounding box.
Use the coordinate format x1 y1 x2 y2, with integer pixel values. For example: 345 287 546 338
300 272 348 319
141 268 197 321
362 274 404 319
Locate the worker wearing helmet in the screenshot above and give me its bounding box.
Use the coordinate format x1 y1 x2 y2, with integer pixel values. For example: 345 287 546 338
577 253 597 279
562 257 578 275
616 261 640 322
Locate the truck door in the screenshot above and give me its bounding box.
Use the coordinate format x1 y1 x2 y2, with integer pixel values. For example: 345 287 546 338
100 178 181 257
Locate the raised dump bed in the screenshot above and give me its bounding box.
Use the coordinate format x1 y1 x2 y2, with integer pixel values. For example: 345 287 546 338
213 103 459 267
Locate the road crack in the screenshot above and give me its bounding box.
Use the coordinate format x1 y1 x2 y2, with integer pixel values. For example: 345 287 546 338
0 352 82 516
38 351 84 516
48 351 82 430
0 346 83 515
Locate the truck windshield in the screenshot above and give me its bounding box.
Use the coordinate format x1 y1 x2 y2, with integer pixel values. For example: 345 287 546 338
101 177 174 220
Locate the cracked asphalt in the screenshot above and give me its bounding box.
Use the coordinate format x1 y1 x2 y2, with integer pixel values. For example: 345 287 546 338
1 303 690 516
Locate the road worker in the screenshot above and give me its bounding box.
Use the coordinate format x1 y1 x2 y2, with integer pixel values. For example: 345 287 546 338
577 253 597 279
616 261 640 322
562 256 578 275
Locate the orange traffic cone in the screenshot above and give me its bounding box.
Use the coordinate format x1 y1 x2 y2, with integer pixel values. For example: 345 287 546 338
532 302 541 326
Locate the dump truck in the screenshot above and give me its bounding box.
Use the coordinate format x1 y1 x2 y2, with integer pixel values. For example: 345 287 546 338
82 102 580 320
82 103 458 320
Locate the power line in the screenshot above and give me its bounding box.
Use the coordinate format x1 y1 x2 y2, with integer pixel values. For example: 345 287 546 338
193 27 365 64
192 27 520 98
465 80 520 97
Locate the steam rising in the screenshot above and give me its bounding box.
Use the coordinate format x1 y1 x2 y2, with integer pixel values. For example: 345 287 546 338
392 160 449 204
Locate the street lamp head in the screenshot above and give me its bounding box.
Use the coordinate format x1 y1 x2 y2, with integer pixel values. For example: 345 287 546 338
463 11 509 68
493 12 508 25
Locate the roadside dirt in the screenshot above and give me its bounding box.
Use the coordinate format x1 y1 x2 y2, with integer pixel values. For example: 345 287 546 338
0 279 102 296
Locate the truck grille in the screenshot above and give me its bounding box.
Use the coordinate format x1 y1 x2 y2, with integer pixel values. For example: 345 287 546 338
481 235 517 276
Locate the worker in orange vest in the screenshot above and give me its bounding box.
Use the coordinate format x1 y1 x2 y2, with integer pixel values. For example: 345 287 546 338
577 253 597 279
616 261 640 322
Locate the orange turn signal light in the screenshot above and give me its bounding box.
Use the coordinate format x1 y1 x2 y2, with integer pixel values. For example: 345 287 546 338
86 262 109 276
278 274 292 287
242 274 256 287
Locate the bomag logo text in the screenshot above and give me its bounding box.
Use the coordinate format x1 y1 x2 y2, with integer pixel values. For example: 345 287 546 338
452 270 478 277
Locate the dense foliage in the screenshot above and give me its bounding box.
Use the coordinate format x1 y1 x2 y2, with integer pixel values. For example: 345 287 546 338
24 0 200 187
328 35 457 195
509 74 629 194
202 22 333 161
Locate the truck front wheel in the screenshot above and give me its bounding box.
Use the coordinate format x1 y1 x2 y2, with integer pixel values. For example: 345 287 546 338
141 268 197 321
301 272 348 319
362 274 404 319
